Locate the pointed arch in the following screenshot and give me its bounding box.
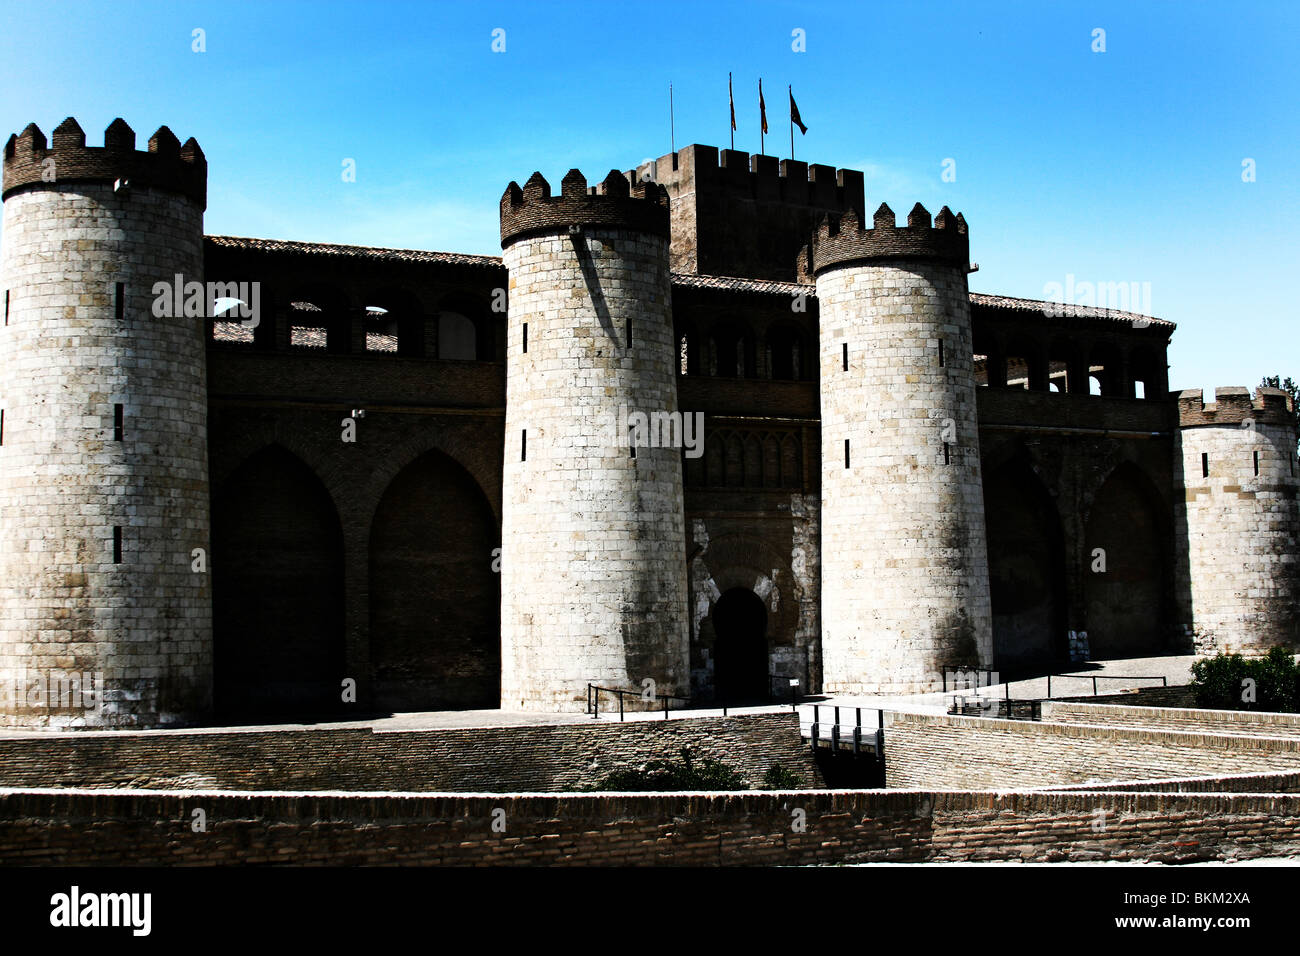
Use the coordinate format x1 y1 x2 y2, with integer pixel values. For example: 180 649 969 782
368 448 500 710
1083 462 1170 658
984 452 1067 671
212 444 346 717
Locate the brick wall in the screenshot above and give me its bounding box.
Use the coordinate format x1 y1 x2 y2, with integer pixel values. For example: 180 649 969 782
1044 701 1300 738
3 787 1297 866
0 713 819 792
884 711 1300 789
1046 770 1300 793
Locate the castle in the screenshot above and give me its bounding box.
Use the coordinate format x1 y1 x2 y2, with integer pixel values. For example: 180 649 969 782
0 118 1296 729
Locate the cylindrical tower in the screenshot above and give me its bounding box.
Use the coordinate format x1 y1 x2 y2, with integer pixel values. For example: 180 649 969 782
813 202 992 694
1174 386 1300 654
499 168 689 711
0 117 211 728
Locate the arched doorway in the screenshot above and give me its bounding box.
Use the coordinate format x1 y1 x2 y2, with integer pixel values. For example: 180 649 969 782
711 588 769 703
369 449 499 710
212 446 346 718
1084 464 1168 658
984 457 1067 672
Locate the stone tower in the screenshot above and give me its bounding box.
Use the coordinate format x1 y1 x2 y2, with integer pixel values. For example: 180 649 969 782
0 118 211 728
1174 386 1300 655
498 169 690 712
813 203 992 694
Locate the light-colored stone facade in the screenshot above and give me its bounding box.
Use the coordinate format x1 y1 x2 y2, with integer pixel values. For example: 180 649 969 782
499 227 689 711
0 183 211 728
816 259 993 693
1175 408 1300 654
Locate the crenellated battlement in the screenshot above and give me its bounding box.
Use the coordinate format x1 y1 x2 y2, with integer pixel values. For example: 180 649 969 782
1175 386 1295 428
2 117 206 208
499 168 669 248
629 144 864 214
810 202 969 275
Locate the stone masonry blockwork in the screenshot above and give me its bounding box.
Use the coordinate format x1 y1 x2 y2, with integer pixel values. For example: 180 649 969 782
0 184 211 728
500 225 689 710
817 259 993 693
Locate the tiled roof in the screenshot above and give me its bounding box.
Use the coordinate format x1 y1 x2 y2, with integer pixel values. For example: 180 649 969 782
204 235 1172 328
670 273 806 295
968 291 1173 329
205 235 505 269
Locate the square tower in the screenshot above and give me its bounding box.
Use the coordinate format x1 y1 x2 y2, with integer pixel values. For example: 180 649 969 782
628 145 864 282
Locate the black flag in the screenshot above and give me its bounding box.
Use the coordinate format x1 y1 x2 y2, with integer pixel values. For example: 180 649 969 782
790 89 807 135
729 72 736 148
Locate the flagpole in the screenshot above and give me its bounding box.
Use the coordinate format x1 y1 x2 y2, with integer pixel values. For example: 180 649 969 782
759 77 765 155
789 85 794 161
729 72 734 150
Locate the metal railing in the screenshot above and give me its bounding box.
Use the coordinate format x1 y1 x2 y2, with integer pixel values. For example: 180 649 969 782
939 668 1169 701
805 704 885 757
948 695 1042 721
1043 673 1167 700
718 673 804 716
940 669 999 693
586 684 690 722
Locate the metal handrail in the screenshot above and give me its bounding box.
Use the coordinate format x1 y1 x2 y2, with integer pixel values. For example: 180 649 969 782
1043 673 1168 700
806 704 885 758
587 683 690 722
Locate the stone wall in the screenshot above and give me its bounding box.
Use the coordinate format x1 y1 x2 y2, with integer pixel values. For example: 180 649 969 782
0 182 210 729
0 713 817 792
1173 390 1300 654
883 711 1300 789
817 257 992 693
3 787 1297 866
500 223 688 711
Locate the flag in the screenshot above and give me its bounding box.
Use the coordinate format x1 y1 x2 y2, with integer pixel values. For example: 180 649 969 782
729 72 736 131
759 78 768 134
790 89 807 135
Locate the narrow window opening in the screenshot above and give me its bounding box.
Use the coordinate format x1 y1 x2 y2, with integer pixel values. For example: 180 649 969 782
3 290 9 326
944 442 951 465
521 429 527 462
1201 452 1209 478
1253 450 1259 476
627 316 633 350
114 282 125 323
112 526 122 564
113 403 123 442
522 322 528 353
938 339 945 368
844 438 850 469
842 343 848 371
1 409 4 445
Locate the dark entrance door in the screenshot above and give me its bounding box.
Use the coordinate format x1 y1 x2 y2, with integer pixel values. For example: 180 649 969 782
712 588 769 703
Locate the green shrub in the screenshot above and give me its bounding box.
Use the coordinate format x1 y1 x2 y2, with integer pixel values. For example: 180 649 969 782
590 746 749 791
1190 647 1300 712
760 763 802 789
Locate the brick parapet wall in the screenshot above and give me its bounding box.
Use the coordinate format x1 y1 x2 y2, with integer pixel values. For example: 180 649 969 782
883 711 1300 790
1043 701 1300 738
0 714 819 792
2 787 1297 865
1044 769 1300 793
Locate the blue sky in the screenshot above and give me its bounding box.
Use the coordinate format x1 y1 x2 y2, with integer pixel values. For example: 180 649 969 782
1 0 1296 393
